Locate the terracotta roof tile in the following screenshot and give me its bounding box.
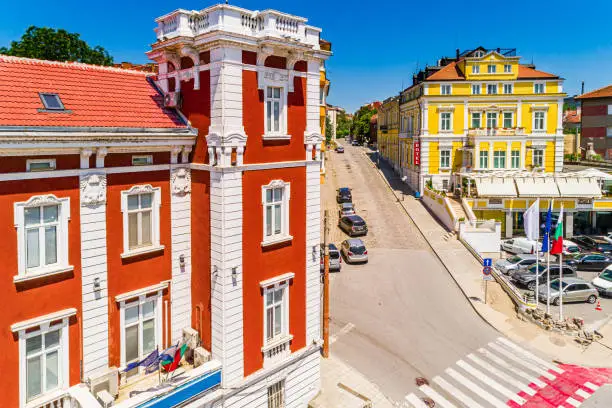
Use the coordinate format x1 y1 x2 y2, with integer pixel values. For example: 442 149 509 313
425 62 465 81
576 84 612 99
564 110 581 124
516 65 558 79
0 55 186 128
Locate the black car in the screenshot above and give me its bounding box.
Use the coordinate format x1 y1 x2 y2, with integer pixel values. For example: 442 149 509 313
336 187 352 203
351 140 360 146
338 215 368 237
572 236 612 253
573 254 612 271
511 264 577 291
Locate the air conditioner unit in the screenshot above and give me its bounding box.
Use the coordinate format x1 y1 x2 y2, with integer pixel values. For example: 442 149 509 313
88 367 119 399
164 91 181 108
194 346 212 368
97 390 115 408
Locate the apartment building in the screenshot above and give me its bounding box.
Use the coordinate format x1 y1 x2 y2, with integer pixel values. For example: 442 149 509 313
576 85 612 159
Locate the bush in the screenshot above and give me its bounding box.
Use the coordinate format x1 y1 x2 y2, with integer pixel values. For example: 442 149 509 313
590 154 603 161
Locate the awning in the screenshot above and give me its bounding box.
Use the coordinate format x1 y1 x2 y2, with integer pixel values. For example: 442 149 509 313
515 178 559 197
556 177 602 198
475 177 517 197
574 169 612 181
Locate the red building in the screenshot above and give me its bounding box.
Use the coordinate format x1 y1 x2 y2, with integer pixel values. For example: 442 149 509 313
0 4 329 408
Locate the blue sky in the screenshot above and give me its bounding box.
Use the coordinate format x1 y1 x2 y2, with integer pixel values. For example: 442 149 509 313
2 0 611 113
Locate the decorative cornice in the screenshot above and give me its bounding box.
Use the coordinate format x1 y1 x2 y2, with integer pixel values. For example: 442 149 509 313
171 167 191 196
23 194 62 207
80 173 107 206
125 184 156 195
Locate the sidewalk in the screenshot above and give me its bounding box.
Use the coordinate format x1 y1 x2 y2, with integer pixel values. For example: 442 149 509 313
310 356 395 408
366 151 612 368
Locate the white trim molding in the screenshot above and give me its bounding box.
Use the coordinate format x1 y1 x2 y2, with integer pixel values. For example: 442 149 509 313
115 281 169 303
120 185 162 258
11 308 77 333
260 272 295 288
261 180 292 246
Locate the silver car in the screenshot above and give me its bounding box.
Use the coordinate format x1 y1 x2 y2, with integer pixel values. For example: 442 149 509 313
495 254 538 275
340 239 368 264
537 277 598 306
320 243 341 272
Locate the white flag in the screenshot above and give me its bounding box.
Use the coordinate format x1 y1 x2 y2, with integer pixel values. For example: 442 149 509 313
524 199 540 241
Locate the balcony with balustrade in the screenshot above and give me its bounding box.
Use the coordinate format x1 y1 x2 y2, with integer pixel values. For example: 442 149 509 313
466 127 526 137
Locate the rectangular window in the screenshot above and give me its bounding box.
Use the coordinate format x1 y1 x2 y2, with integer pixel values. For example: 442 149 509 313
27 159 56 172
487 84 498 94
503 112 513 128
265 188 283 238
493 151 506 169
534 83 545 94
471 112 481 128
511 150 520 168
132 155 153 166
479 151 489 169
25 205 59 271
440 150 451 169
440 112 452 131
127 193 153 250
607 127 612 137
533 111 545 131
268 380 285 408
486 112 498 128
608 105 612 115
265 87 283 134
533 149 544 167
504 64 512 73
441 84 451 95
39 93 65 110
488 64 496 73
472 65 480 74
472 84 481 95
503 84 513 94
122 298 158 378
25 328 62 401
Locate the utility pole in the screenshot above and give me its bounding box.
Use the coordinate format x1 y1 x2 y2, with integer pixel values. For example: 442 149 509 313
323 210 330 358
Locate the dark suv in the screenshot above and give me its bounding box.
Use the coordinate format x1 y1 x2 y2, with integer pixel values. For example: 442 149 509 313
336 187 352 203
511 264 577 291
338 215 368 236
572 236 612 253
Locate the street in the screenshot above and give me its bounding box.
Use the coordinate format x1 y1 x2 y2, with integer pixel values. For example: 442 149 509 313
322 144 612 407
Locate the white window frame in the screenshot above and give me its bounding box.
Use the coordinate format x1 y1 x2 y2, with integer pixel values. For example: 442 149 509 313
12 309 74 408
120 185 163 258
14 195 72 282
534 82 545 94
471 84 481 95
132 155 153 166
504 64 512 73
502 111 514 128
267 380 286 408
503 83 513 94
493 151 506 169
533 149 544 168
26 159 56 172
441 84 452 95
471 112 482 128
439 149 451 169
533 110 547 132
263 282 290 346
439 112 452 132
479 150 489 169
486 112 498 129
487 84 498 95
511 150 520 169
472 65 480 74
263 85 289 140
118 291 163 375
261 180 292 246
487 64 496 74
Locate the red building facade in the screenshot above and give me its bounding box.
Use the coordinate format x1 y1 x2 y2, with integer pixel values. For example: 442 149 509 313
1 4 329 408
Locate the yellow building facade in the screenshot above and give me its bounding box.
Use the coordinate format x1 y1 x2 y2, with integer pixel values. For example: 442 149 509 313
377 96 402 172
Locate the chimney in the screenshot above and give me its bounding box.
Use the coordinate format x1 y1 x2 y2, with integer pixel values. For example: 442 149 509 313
456 48 460 59
581 81 585 95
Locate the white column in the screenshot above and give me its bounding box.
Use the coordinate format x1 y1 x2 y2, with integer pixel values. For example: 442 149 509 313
505 212 513 238
566 212 574 238
306 160 321 343
421 103 429 135
170 165 192 343
79 173 109 378
517 100 522 129
210 170 244 386
305 60 322 137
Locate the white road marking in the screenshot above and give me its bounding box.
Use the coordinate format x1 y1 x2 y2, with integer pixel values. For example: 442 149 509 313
404 393 428 408
477 347 547 388
433 376 486 408
329 322 355 344
565 396 581 407
445 367 508 408
576 388 592 399
488 342 556 380
584 382 600 392
467 353 536 396
418 384 457 408
497 337 564 374
456 359 527 405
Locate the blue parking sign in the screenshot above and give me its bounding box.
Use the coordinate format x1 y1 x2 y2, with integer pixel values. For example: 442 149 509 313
483 258 492 267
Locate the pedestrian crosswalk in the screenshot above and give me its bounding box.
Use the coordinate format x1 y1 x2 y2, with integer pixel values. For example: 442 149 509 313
403 337 604 408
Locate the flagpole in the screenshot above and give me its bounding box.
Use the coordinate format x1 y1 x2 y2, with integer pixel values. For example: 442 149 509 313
534 199 539 308
559 205 564 322
547 199 553 315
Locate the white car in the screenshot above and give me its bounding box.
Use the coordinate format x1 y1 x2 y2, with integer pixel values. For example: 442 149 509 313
592 267 612 297
604 233 612 245
563 240 581 256
501 238 542 255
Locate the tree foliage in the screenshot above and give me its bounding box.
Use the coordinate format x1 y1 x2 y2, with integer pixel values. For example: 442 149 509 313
351 105 377 141
0 26 113 66
336 111 351 138
325 116 334 143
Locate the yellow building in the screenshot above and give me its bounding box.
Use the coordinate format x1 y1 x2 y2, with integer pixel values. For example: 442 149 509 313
319 39 332 183
395 47 566 193
378 96 401 172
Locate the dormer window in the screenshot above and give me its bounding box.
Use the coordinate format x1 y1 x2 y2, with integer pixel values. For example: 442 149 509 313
474 50 484 58
39 93 65 110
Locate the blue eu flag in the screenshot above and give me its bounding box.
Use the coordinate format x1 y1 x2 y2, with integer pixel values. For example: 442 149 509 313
542 202 553 253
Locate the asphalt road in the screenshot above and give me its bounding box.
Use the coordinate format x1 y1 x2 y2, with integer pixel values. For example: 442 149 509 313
324 144 500 401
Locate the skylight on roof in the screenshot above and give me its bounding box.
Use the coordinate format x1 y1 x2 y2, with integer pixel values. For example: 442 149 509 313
39 93 65 110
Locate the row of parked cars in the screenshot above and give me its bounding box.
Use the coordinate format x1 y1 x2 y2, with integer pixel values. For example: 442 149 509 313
502 235 612 256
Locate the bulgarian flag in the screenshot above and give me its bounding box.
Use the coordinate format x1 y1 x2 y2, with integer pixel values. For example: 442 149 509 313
550 206 564 255
160 343 188 373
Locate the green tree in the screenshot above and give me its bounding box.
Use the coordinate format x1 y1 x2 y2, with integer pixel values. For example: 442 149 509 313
351 105 377 141
325 116 334 144
336 111 351 138
0 26 113 66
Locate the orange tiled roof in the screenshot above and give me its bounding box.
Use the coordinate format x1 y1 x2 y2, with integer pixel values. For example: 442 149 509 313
516 65 558 79
564 110 581 124
0 55 186 128
576 84 612 99
425 62 464 81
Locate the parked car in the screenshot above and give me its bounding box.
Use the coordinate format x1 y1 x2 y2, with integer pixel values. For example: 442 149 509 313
591 267 612 297
511 264 577 291
340 238 368 264
571 254 612 271
572 235 612 253
538 277 598 306
336 187 352 203
604 233 612 244
563 240 581 256
320 243 341 272
351 140 360 146
338 215 368 236
336 145 345 153
338 202 356 218
501 238 542 255
495 254 538 275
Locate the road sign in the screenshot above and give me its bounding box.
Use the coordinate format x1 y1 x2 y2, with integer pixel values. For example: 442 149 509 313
483 275 494 281
483 266 492 275
483 258 492 267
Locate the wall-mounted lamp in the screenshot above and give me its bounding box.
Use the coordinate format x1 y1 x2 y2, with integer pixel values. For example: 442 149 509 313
312 245 318 262
213 265 218 276
179 254 186 268
232 267 237 277
93 277 101 291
